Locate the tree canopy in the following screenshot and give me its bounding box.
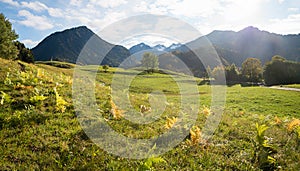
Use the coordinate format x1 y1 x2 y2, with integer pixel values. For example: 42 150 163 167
264 55 300 85
141 52 159 73
15 41 34 63
241 58 263 82
0 13 19 60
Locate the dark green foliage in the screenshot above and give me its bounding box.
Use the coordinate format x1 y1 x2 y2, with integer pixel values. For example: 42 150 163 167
253 123 277 170
225 64 240 83
242 58 263 82
0 13 19 60
102 65 109 73
264 56 300 85
14 41 34 63
210 64 240 85
35 61 75 68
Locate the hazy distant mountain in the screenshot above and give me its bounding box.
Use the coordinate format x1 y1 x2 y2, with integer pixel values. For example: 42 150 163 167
166 43 182 51
185 26 300 66
155 26 300 77
153 44 167 51
32 25 300 75
129 43 184 54
129 43 152 54
32 26 130 66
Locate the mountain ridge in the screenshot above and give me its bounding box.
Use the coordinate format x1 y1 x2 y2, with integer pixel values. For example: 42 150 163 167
32 26 300 69
32 26 130 66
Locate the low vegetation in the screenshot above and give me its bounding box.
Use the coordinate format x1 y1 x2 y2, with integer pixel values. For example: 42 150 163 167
0 58 299 170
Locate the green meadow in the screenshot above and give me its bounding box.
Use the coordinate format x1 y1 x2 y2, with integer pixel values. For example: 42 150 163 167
1 58 300 170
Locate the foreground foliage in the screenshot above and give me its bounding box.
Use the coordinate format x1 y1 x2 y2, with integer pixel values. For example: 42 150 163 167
0 58 299 170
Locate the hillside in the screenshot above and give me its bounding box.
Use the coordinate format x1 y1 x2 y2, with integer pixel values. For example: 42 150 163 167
154 27 300 76
31 26 300 72
32 26 130 66
1 58 300 170
188 26 300 65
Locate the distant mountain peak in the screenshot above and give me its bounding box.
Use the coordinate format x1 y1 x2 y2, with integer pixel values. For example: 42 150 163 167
129 43 152 54
153 44 167 51
168 43 182 50
243 26 259 30
32 26 129 66
137 43 148 47
238 26 261 33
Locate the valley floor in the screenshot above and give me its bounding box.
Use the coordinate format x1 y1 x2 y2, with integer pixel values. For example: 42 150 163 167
0 59 299 170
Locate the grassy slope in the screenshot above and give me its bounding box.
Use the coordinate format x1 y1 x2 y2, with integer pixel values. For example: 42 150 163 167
0 58 299 170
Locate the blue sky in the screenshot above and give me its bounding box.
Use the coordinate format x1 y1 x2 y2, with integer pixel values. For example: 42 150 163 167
0 0 300 48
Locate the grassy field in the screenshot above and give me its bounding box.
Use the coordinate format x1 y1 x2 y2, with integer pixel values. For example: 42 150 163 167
1 58 300 170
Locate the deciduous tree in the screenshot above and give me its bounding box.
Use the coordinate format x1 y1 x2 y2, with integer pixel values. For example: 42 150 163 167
242 58 263 82
141 52 159 73
264 55 300 85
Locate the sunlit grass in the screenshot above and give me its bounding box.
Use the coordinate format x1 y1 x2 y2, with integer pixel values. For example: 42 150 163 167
0 59 299 170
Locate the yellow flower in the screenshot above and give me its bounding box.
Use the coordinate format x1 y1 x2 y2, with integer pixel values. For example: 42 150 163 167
202 106 211 116
110 100 124 119
165 117 178 129
274 116 282 125
54 87 68 113
140 105 151 113
37 69 44 78
287 119 300 132
188 126 201 145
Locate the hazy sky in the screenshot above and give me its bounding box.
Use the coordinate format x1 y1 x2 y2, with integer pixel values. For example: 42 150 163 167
1 0 300 48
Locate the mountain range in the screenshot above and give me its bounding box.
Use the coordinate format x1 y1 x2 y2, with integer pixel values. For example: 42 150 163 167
32 26 300 75
32 26 130 66
129 43 183 54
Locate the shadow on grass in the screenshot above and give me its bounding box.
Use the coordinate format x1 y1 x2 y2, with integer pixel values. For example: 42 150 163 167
0 110 49 130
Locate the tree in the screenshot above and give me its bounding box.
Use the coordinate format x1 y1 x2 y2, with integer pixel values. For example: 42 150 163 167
241 58 263 82
211 66 226 84
264 56 300 85
102 65 109 73
225 64 240 82
0 13 19 60
141 52 159 73
204 66 212 80
14 41 34 63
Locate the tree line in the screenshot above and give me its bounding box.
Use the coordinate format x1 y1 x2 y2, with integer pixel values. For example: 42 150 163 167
208 56 300 86
0 13 34 63
141 51 300 86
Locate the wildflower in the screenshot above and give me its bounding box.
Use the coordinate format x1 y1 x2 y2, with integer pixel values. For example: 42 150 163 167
37 69 44 78
287 119 300 132
274 116 282 125
202 106 211 116
110 100 124 119
187 126 201 145
165 117 178 129
140 105 151 113
54 87 68 113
